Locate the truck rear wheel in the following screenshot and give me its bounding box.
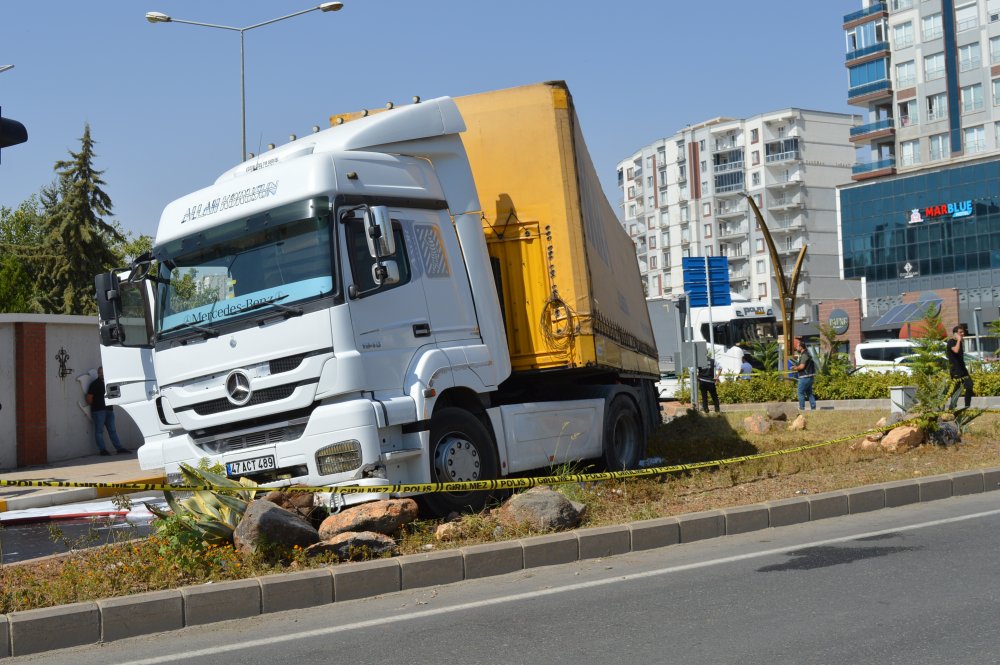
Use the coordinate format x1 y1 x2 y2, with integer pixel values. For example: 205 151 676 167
602 395 644 471
420 407 499 517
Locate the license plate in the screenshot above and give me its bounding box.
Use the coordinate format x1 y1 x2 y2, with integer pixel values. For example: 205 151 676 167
226 455 276 477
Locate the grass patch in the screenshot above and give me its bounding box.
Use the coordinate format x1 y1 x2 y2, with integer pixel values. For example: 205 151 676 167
3 408 999 613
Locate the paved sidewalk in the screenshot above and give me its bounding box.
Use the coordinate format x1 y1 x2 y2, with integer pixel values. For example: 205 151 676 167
0 453 165 513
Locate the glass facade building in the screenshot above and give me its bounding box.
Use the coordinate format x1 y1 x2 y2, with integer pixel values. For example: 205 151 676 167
841 159 1000 284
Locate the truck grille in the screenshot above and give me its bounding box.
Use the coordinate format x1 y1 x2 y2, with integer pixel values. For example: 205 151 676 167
269 354 305 374
192 385 296 416
194 421 307 454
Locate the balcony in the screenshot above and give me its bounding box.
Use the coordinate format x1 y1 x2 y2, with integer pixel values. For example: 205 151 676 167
714 160 744 173
850 117 895 142
843 2 887 27
767 193 803 209
777 241 805 255
715 183 745 195
729 269 750 282
765 150 801 164
766 174 803 189
770 213 805 232
889 0 913 10
716 201 746 218
851 156 896 180
718 222 749 239
848 79 891 104
845 42 890 65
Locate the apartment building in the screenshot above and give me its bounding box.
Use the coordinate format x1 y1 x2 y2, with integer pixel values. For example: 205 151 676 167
617 109 857 321
840 0 1000 332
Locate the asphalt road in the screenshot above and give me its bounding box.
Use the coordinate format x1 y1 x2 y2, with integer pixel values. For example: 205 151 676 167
14 492 1000 665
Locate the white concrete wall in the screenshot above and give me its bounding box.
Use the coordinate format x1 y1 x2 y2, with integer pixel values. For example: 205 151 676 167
44 320 142 461
0 323 16 470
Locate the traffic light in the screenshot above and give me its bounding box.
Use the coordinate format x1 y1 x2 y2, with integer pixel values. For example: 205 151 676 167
0 106 27 164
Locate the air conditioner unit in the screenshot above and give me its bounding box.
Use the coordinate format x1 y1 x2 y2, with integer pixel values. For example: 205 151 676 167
992 12 1000 22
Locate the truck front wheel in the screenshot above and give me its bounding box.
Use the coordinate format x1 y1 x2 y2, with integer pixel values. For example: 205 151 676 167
420 407 499 516
602 395 644 471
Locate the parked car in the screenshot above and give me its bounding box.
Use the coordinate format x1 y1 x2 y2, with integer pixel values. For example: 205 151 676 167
853 340 916 374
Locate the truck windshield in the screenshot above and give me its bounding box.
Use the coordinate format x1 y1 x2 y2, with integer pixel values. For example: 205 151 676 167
153 198 334 339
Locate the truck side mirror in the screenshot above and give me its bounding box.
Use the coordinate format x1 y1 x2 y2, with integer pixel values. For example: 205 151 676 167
364 206 395 258
94 272 125 347
372 259 400 287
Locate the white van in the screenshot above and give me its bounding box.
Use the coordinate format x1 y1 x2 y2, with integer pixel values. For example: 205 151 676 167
853 340 916 374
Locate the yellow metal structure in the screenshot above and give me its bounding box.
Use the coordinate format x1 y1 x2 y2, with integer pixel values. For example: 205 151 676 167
332 82 658 378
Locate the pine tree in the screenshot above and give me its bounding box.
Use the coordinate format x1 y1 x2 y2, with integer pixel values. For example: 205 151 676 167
37 124 124 314
0 196 50 312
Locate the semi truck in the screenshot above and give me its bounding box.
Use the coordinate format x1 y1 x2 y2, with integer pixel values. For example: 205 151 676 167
94 81 660 515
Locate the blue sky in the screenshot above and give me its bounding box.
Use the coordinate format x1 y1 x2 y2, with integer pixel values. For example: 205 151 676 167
2 1 858 239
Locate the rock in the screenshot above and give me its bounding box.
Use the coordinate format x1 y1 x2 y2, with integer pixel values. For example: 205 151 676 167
743 414 772 435
880 425 925 452
930 421 961 446
305 531 397 561
318 498 419 539
765 403 795 422
262 488 316 520
233 499 319 555
497 486 582 532
787 414 807 431
434 522 462 541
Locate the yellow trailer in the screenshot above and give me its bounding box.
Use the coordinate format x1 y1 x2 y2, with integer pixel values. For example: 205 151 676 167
455 81 658 378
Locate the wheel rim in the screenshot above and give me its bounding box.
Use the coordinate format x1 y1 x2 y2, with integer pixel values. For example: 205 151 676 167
611 412 640 466
433 432 482 485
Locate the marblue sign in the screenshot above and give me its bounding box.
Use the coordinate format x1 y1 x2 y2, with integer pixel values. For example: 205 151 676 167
682 256 732 307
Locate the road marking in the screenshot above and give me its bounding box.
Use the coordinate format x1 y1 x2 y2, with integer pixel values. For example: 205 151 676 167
124 506 1000 665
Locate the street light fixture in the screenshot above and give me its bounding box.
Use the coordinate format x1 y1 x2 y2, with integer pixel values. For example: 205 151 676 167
0 65 14 74
145 3 344 161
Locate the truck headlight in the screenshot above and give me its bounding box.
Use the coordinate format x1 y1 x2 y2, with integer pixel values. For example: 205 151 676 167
316 440 362 475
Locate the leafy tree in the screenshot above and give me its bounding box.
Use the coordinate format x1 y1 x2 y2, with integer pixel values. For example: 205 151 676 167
0 196 51 312
36 124 124 315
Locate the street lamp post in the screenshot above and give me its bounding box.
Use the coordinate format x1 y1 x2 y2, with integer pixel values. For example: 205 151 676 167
146 3 344 161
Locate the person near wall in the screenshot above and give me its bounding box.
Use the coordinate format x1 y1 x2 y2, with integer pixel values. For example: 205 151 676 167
86 366 130 456
739 359 753 380
697 357 721 414
946 324 974 410
791 337 817 411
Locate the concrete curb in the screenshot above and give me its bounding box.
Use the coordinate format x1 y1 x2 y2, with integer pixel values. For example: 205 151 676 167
3 467 1000 657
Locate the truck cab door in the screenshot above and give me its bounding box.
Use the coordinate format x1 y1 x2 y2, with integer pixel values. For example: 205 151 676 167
98 276 161 438
342 209 434 392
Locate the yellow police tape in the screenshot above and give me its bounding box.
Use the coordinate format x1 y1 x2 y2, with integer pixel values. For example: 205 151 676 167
0 412 948 496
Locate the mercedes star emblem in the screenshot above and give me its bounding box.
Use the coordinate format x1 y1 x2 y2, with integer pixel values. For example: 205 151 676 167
225 370 253 406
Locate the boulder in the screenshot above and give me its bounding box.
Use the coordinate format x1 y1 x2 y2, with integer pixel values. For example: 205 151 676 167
929 421 961 446
497 486 582 532
233 499 320 555
305 531 397 561
742 414 772 435
787 414 807 431
766 403 796 422
262 488 316 520
879 425 925 452
318 498 419 539
434 521 462 542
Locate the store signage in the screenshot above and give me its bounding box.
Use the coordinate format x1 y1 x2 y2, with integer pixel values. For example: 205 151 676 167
899 261 918 279
908 200 973 224
828 308 850 335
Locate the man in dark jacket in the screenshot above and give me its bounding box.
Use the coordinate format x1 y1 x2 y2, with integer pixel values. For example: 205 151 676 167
946 324 974 409
86 367 130 456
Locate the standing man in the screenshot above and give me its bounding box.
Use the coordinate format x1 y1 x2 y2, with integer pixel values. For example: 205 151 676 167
791 337 817 411
946 324 974 410
697 357 721 414
86 367 130 456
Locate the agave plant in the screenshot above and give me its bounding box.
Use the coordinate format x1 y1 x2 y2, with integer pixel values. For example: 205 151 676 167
145 463 260 547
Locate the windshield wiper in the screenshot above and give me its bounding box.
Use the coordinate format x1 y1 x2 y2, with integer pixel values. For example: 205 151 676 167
238 294 304 318
158 320 219 339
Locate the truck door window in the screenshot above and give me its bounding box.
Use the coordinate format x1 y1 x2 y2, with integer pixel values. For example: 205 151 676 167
345 220 411 295
118 281 153 347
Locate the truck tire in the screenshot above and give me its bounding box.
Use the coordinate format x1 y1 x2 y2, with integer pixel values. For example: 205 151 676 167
420 407 500 517
602 395 644 471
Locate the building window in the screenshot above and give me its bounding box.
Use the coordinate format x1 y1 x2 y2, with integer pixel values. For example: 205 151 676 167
627 186 635 199
649 255 657 270
898 99 918 126
702 202 712 217
922 13 943 40
961 83 984 113
955 3 979 32
678 164 687 181
959 42 981 72
927 92 948 122
995 122 1000 148
703 223 713 238
680 206 689 222
895 60 916 87
751 172 761 187
751 150 760 165
992 36 1000 64
629 224 638 236
700 160 707 173
900 139 921 166
924 52 945 81
893 21 914 49
658 170 667 188
755 238 765 253
890 0 914 10
629 205 636 218
626 167 633 180
699 139 705 151
648 196 655 209
756 259 765 273
929 132 950 160
648 235 657 250
751 128 759 143
965 125 986 153
754 193 763 207
758 282 767 298
646 176 653 188
994 79 1000 106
